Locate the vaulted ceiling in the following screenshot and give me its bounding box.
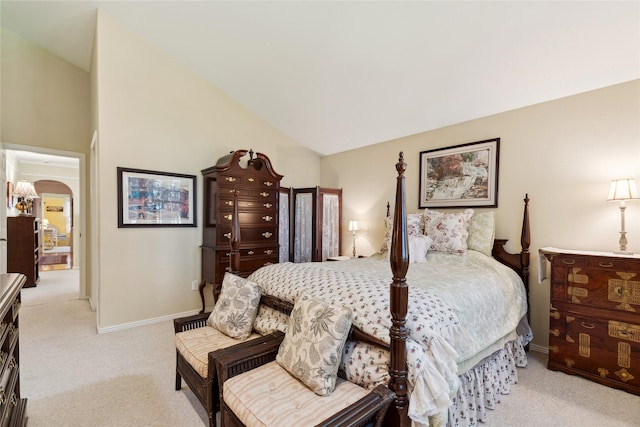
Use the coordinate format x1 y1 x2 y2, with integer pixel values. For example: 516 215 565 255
2 1 639 156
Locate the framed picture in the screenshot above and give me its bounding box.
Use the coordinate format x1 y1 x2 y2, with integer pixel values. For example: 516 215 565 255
419 138 500 208
117 167 197 228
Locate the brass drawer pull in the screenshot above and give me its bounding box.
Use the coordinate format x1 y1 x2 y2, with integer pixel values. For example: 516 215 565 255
581 322 595 329
247 251 255 255
598 262 613 268
247 202 254 207
263 203 273 208
260 192 269 197
223 232 231 239
264 250 273 255
223 214 232 221
262 232 273 239
263 181 273 187
225 201 233 206
262 216 273 221
225 177 237 183
562 259 576 265
248 178 255 182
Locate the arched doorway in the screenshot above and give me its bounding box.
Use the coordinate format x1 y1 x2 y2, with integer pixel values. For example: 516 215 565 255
33 180 74 270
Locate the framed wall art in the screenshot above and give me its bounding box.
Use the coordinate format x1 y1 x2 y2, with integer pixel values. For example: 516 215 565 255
419 138 500 208
117 167 197 228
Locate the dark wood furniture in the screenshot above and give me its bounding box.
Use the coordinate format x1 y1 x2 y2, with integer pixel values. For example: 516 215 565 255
291 187 342 262
542 249 640 395
7 217 40 288
199 149 283 310
0 273 28 426
222 152 531 426
215 337 394 427
174 312 284 427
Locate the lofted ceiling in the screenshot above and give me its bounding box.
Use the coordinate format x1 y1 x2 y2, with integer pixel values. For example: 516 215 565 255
2 1 639 156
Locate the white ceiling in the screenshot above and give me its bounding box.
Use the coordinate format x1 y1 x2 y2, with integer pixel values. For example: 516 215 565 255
2 1 639 156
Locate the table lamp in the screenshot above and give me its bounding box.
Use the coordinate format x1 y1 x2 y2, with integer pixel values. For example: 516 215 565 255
12 180 39 216
607 178 639 254
348 220 359 257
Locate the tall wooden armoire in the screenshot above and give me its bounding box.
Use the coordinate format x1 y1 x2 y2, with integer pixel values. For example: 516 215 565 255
200 150 283 304
292 187 342 262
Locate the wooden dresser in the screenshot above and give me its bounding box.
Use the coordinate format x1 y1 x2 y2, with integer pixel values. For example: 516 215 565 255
542 248 639 395
200 150 283 307
0 273 28 426
7 217 40 287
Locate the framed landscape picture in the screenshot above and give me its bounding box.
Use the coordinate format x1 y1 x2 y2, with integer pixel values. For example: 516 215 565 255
419 138 500 208
117 167 197 227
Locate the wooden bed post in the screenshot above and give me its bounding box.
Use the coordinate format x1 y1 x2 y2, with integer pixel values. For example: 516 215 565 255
386 152 410 427
230 189 241 276
520 194 531 290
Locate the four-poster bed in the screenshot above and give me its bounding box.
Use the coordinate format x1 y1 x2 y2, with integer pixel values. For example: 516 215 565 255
222 152 531 426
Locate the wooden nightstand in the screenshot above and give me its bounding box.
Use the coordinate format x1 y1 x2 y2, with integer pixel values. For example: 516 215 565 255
541 248 640 395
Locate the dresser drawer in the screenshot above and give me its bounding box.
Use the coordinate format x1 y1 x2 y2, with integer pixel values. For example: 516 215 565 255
551 263 640 313
218 195 276 211
217 211 277 226
549 312 640 392
217 226 278 244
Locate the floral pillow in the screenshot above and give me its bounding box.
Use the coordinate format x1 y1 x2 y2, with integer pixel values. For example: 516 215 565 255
276 292 353 396
467 211 495 256
423 209 474 254
207 273 262 340
380 213 424 253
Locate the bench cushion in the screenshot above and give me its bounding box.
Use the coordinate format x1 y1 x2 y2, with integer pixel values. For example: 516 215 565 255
176 326 261 378
224 361 369 427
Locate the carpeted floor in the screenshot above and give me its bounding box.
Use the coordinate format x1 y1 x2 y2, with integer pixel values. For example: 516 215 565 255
18 272 640 426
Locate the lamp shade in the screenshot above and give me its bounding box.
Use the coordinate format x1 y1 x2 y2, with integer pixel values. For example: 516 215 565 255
12 180 39 198
607 178 639 201
348 220 359 232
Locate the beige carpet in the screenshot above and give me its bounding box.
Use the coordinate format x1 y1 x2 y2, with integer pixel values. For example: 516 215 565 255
18 273 640 426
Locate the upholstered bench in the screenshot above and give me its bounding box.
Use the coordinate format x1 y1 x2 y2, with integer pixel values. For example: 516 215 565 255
215 292 395 427
174 273 286 427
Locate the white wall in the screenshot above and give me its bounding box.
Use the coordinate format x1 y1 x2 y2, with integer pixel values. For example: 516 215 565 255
93 11 321 330
321 79 640 350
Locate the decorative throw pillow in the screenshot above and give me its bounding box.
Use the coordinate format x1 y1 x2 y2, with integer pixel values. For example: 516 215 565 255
276 292 353 396
379 216 393 253
207 273 262 341
409 235 432 263
467 211 495 257
380 213 424 253
423 209 474 254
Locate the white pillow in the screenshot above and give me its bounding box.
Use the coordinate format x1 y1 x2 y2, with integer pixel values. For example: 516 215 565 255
409 235 431 263
423 209 474 255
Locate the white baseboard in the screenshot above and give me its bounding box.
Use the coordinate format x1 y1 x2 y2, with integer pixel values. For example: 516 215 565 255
97 309 201 334
528 343 548 354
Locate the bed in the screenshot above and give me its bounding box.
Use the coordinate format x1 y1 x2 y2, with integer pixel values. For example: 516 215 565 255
225 152 532 426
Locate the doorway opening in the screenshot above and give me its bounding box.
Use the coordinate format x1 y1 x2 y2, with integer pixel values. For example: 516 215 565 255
4 145 86 306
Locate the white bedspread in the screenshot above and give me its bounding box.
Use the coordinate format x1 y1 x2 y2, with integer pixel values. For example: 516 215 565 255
248 250 528 423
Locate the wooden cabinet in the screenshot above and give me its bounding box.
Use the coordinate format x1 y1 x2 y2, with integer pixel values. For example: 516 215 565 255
291 187 342 262
200 150 283 304
543 248 640 395
7 217 39 288
0 273 28 426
